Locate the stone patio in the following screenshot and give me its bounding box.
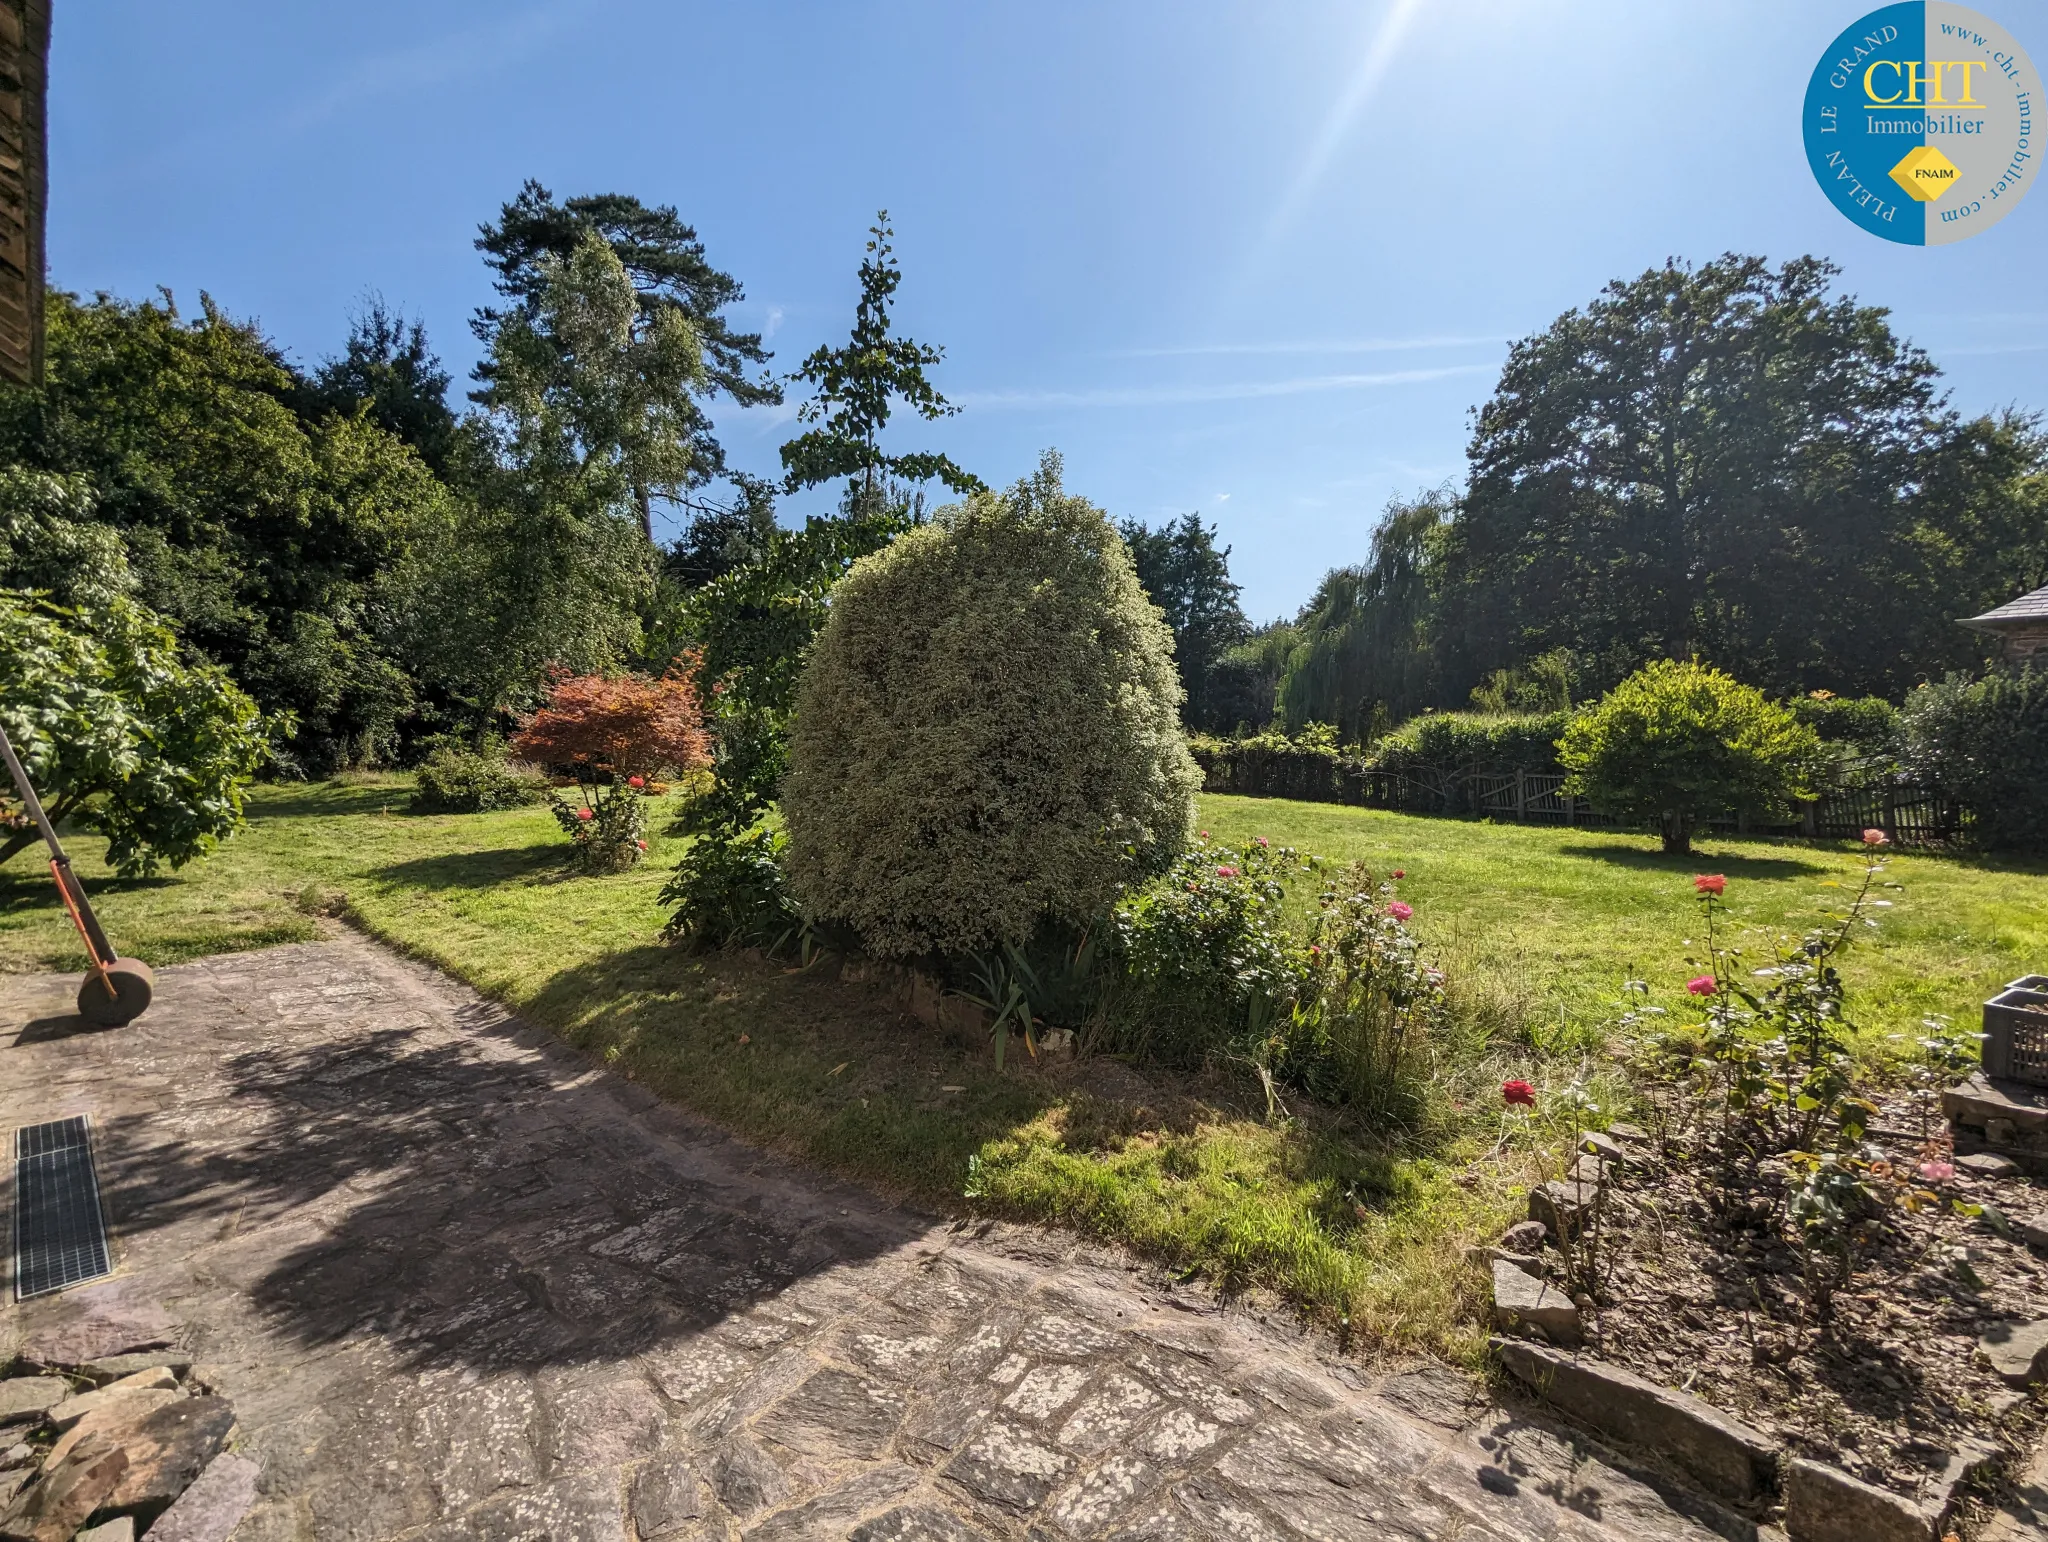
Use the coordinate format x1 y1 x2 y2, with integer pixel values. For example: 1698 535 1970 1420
1 934 1747 1542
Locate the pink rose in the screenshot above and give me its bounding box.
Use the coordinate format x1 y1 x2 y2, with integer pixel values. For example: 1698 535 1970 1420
1687 975 1717 996
1694 874 1726 895
576 808 594 822
1216 865 1239 878
1387 901 1413 921
1862 828 1890 846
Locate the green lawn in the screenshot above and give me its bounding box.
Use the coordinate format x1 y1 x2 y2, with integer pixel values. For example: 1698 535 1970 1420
1201 797 2048 1061
3 780 2041 1360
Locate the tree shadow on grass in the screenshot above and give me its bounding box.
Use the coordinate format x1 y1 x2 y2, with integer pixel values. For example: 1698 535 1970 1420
1556 844 1829 879
0 871 177 917
517 943 1076 1200
1901 846 2048 878
247 782 409 819
368 842 568 890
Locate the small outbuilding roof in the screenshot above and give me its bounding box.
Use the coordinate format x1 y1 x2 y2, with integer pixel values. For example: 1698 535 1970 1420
1962 583 2048 632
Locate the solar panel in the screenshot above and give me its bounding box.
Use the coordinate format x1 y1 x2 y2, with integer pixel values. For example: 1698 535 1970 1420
13 1115 111 1299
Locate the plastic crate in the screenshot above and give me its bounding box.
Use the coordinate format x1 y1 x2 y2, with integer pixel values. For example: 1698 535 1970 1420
1984 979 2048 1085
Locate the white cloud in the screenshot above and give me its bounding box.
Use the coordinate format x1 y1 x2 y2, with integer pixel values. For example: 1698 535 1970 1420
280 6 579 133
1111 334 1503 358
763 306 785 339
953 363 1492 411
1934 342 2048 357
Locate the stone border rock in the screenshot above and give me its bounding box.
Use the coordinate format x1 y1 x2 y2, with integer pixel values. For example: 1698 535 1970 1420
1490 1261 1580 1346
1784 1444 1997 1542
838 957 994 1039
1492 1337 1777 1507
1494 1338 2004 1540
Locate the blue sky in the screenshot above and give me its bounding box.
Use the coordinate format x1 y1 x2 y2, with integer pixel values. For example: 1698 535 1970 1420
50 1 2048 619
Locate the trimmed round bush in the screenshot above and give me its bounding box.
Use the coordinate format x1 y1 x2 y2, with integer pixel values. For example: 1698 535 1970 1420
1558 659 1821 853
783 453 1201 958
408 744 545 814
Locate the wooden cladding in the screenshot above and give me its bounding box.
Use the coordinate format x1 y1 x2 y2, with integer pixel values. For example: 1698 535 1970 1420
0 0 48 386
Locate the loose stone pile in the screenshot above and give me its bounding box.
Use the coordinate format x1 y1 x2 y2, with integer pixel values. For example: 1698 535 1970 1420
0 1308 255 1542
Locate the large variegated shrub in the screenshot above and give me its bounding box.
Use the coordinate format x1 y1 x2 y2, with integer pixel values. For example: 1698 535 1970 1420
783 453 1199 957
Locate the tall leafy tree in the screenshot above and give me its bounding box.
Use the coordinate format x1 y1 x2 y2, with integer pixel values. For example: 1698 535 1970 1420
780 214 981 498
1204 621 1298 735
1444 254 2034 699
1118 512 1248 729
417 239 692 718
664 474 779 591
307 299 457 475
1279 489 1452 736
473 180 779 522
480 231 708 542
0 290 455 773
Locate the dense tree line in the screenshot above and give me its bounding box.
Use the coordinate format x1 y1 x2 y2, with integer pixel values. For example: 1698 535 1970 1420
1273 255 2048 735
1 231 2037 789
0 189 978 778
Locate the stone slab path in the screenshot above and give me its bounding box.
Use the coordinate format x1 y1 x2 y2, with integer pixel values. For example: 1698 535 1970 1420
0 936 1743 1542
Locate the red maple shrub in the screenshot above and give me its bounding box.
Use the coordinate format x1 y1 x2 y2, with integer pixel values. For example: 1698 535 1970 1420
511 664 712 870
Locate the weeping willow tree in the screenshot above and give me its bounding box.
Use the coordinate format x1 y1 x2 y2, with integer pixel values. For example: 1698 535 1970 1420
1277 488 1452 739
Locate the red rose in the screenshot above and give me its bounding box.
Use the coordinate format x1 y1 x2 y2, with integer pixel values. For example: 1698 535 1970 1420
1502 1080 1536 1108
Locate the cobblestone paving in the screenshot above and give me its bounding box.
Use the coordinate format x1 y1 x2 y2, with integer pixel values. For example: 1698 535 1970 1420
0 936 1741 1542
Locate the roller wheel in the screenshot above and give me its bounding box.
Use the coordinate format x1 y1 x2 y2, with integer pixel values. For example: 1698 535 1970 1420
77 957 153 1027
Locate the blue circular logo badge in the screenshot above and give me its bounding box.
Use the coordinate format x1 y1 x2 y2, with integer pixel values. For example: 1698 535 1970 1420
1804 3 2041 243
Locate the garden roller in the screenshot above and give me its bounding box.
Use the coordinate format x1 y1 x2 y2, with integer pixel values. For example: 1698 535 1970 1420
0 722 153 1025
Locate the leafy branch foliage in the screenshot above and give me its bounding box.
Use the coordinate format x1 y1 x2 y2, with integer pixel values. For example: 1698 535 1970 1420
676 492 910 839
473 179 780 495
779 214 981 498
0 593 268 874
